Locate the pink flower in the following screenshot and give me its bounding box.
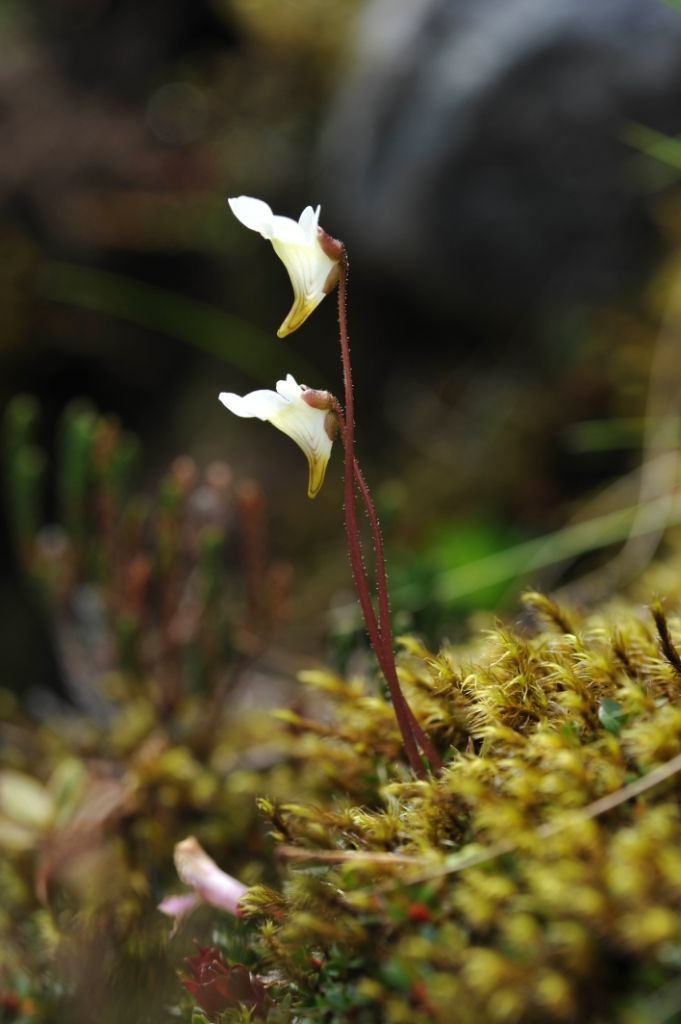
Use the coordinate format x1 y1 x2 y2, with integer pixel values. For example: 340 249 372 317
159 836 247 925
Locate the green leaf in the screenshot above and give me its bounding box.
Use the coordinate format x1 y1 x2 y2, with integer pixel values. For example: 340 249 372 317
598 698 628 735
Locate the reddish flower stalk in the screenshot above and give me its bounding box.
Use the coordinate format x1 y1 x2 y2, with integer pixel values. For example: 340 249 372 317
351 457 443 774
331 394 441 773
336 254 441 777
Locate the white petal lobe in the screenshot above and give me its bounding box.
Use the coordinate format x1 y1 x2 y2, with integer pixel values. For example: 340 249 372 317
298 205 320 243
227 196 276 237
219 389 285 421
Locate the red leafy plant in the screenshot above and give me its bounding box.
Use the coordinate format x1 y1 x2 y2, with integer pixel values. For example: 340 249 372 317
182 946 271 1020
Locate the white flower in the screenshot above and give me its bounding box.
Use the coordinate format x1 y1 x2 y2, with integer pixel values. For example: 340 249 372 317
228 196 342 338
219 374 336 499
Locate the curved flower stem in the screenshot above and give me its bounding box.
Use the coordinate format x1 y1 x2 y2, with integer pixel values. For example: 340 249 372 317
336 254 439 777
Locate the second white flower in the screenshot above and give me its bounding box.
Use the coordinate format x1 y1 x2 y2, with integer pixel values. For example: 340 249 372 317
219 374 336 498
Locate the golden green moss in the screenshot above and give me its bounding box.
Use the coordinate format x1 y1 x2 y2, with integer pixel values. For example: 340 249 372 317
235 581 681 1024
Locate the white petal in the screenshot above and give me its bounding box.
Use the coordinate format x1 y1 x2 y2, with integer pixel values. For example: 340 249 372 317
298 204 321 243
270 214 307 246
275 374 303 402
228 196 275 238
268 397 333 499
219 389 286 421
271 238 338 338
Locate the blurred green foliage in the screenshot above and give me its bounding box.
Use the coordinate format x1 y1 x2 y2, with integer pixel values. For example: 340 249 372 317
0 397 300 1021
40 263 315 381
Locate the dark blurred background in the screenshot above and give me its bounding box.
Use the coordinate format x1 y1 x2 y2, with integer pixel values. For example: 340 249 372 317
3 0 681 692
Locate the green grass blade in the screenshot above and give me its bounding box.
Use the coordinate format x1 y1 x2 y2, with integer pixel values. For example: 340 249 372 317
39 261 316 382
432 493 681 603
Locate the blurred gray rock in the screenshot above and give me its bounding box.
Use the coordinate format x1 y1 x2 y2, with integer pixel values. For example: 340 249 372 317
323 0 681 312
